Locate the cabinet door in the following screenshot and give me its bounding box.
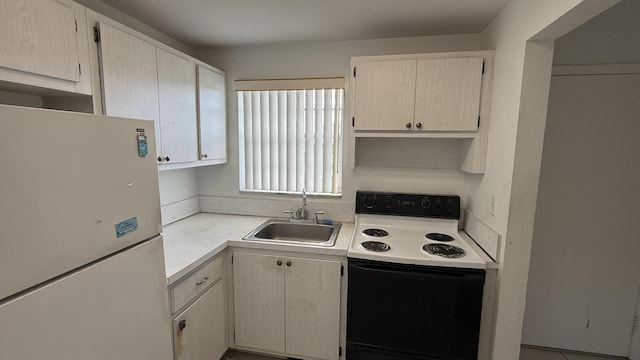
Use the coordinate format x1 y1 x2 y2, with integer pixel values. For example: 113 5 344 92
197 66 227 163
353 59 417 131
157 49 198 164
233 252 285 353
97 22 161 155
285 257 341 360
0 0 79 82
174 281 227 360
414 57 484 131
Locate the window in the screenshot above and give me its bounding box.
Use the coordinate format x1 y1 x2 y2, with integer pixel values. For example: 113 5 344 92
236 78 344 196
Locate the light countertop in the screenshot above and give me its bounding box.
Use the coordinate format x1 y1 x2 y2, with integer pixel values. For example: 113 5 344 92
162 213 354 285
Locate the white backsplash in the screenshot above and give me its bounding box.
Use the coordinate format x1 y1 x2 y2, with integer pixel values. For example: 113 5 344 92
463 211 501 262
161 196 200 226
199 196 355 223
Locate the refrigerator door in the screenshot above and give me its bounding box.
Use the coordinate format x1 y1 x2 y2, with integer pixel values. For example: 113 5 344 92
0 105 162 300
0 236 173 360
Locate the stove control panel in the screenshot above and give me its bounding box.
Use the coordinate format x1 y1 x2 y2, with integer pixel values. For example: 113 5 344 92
356 191 461 219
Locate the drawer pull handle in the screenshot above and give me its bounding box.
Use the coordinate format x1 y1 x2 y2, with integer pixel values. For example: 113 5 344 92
195 276 210 286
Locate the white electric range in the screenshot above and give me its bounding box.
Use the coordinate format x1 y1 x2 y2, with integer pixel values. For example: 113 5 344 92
348 191 489 269
346 191 491 360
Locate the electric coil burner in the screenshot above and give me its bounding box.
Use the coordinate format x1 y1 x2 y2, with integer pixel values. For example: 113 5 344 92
360 240 390 252
425 232 455 242
362 228 389 237
423 243 466 258
347 191 490 360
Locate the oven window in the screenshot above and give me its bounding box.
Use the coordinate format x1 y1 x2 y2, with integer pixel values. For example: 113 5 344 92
347 259 485 360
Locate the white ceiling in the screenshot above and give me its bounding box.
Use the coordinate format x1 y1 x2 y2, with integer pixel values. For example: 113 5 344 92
95 0 511 48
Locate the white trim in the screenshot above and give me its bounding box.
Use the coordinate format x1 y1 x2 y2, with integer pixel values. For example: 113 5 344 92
552 63 640 76
234 77 345 91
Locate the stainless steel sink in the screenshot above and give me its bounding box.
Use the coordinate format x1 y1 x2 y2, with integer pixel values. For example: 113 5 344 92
243 219 341 247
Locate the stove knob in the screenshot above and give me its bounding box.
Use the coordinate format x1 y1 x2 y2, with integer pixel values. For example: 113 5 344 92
363 194 377 209
433 198 442 211
421 198 432 209
445 198 453 212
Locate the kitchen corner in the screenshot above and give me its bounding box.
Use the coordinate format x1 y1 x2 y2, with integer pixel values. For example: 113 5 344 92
162 212 355 286
163 199 355 360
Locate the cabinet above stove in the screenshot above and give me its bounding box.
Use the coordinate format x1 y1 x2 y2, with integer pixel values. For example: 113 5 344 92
347 50 495 174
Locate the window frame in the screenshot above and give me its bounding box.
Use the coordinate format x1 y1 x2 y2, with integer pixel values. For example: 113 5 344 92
235 77 345 197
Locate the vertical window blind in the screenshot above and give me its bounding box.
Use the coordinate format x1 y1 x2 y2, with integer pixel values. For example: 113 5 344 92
236 78 344 195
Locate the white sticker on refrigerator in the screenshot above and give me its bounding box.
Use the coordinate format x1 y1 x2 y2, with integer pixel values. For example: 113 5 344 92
115 217 138 238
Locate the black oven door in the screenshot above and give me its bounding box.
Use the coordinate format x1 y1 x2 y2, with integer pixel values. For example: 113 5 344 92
347 258 485 360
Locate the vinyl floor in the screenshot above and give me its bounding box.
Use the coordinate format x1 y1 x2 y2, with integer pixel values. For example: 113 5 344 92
222 347 627 360
520 346 627 360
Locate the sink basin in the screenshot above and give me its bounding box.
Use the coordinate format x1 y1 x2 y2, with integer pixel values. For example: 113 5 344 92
243 219 341 247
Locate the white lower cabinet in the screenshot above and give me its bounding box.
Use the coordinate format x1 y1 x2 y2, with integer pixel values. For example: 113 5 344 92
170 255 227 360
233 252 342 360
173 281 227 360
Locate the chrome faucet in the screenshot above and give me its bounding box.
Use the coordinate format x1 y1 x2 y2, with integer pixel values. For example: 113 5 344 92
295 187 308 220
284 188 325 223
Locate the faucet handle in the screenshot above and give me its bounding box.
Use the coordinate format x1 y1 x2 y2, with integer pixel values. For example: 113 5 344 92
313 211 325 224
284 210 294 220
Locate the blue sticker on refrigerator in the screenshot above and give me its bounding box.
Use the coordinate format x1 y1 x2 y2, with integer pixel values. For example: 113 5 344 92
115 217 138 238
137 129 148 158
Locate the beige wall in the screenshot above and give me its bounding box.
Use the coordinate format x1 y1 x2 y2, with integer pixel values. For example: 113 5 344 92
523 0 640 355
74 0 194 55
157 168 198 206
195 34 489 206
470 0 619 358
79 0 624 357
193 2 621 358
523 73 640 356
554 0 640 65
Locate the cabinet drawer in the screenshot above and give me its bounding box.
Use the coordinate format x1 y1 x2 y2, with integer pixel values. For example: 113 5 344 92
171 255 223 313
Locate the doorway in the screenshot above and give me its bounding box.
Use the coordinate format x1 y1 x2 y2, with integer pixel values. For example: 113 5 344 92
522 1 640 358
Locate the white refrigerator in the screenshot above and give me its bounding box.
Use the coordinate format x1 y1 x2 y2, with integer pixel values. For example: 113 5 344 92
0 105 173 359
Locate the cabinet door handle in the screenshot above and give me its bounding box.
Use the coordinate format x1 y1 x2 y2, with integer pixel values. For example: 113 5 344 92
405 122 412 129
415 122 422 129
201 153 208 159
277 260 283 266
195 275 210 286
286 261 292 267
157 156 170 162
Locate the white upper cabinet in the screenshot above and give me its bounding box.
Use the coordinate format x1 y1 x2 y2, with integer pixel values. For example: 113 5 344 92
93 17 226 169
97 22 209 166
0 0 91 95
353 59 417 131
349 51 494 173
352 53 485 133
97 22 161 155
196 66 227 164
0 0 78 82
156 48 198 164
414 57 484 131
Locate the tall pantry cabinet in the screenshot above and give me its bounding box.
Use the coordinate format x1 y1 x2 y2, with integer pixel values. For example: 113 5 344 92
96 22 199 166
88 9 227 169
